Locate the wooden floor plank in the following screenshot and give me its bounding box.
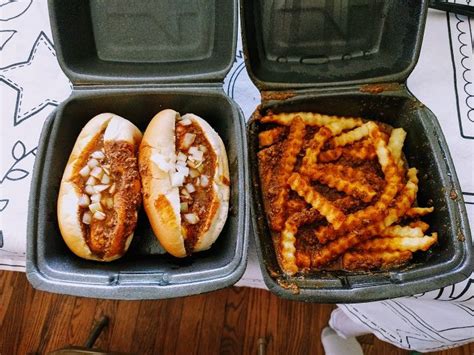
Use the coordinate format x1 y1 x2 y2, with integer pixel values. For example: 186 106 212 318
175 293 208 355
242 288 272 354
107 300 141 354
0 272 32 353
219 287 249 354
130 299 163 354
152 297 184 355
37 294 76 353
67 297 99 347
196 289 228 355
0 271 473 355
0 270 15 327
16 286 55 354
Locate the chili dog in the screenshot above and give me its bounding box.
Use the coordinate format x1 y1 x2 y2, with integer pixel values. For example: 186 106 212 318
139 109 229 257
57 113 142 261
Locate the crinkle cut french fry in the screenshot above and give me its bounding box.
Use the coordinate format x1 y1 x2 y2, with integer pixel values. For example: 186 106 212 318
343 139 377 160
326 119 362 136
380 224 424 238
409 220 430 233
280 220 299 275
387 128 407 169
261 112 363 127
312 169 419 267
288 173 346 229
319 163 370 183
305 166 377 203
329 121 378 148
258 127 286 148
343 250 412 270
272 117 306 231
279 208 323 275
315 127 403 244
383 168 419 226
405 207 434 218
318 148 343 162
319 139 376 162
301 126 333 169
355 233 438 252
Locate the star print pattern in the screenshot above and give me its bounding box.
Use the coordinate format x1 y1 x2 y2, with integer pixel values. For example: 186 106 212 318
0 31 72 126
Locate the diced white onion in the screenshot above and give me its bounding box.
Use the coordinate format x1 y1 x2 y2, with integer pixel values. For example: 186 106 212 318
90 193 101 203
82 212 92 225
91 151 105 160
191 150 204 162
94 184 109 193
189 146 199 156
182 133 196 149
78 194 90 207
199 145 207 153
189 168 200 178
179 118 192 126
86 176 96 186
180 202 189 212
176 159 187 168
93 211 106 220
101 174 110 184
171 172 185 187
89 202 103 213
197 164 204 173
109 183 116 195
102 165 110 175
79 165 91 177
176 165 189 177
88 159 99 168
184 213 199 225
151 153 173 172
195 177 200 186
177 152 187 162
90 166 103 179
185 183 196 194
85 185 95 195
200 175 209 187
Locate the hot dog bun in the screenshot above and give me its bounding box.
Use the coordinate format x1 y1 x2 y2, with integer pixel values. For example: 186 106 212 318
139 109 230 257
57 113 142 261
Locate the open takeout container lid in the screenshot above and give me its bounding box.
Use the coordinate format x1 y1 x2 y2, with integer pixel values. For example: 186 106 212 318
241 0 427 90
49 0 237 85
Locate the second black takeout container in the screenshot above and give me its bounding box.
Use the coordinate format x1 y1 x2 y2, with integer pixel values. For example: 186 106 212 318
243 0 472 302
26 0 249 299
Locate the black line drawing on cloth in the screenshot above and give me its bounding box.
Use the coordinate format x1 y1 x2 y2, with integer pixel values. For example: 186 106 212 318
0 31 72 126
225 61 247 99
448 13 474 139
0 29 16 50
462 191 474 204
0 0 32 21
0 230 3 247
454 303 474 316
0 263 25 268
0 140 37 184
393 300 474 342
0 199 8 212
340 305 401 345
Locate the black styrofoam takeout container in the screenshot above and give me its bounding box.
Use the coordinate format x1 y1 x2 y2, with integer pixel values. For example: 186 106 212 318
243 0 473 302
26 0 249 299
